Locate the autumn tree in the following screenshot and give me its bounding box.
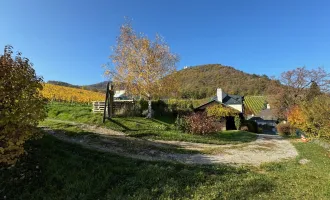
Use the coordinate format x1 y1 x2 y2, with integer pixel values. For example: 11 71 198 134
105 21 179 118
288 95 330 139
267 67 329 119
287 106 306 128
0 46 47 165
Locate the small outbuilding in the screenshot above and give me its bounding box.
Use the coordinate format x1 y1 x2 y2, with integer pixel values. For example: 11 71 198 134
194 88 244 130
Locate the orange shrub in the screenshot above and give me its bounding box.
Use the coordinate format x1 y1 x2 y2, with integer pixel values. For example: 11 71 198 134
287 106 306 127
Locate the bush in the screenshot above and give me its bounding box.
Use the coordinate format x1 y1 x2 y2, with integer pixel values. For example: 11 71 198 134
137 99 148 113
0 46 47 165
175 115 188 132
184 112 218 135
276 123 295 136
138 99 170 117
288 96 330 139
152 100 169 117
234 115 241 130
242 120 258 133
167 99 194 117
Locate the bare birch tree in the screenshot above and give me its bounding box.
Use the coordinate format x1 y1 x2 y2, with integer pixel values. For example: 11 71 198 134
105 21 179 118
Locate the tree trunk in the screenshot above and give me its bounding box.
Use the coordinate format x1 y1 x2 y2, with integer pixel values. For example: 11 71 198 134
147 97 153 118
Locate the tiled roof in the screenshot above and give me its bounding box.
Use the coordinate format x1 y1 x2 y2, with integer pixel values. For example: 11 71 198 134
222 94 243 105
194 94 243 111
256 109 277 120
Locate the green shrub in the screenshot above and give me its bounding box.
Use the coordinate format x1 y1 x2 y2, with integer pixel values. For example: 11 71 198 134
167 99 194 117
234 115 241 130
175 115 188 132
138 99 170 117
138 99 148 112
152 100 169 117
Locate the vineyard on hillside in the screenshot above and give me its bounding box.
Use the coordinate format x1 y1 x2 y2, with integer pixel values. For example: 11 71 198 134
244 96 267 115
41 83 105 103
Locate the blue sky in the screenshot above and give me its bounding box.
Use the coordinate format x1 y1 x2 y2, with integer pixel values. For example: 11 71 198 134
1 0 330 85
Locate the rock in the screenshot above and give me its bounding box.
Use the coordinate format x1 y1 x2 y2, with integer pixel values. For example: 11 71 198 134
299 159 310 165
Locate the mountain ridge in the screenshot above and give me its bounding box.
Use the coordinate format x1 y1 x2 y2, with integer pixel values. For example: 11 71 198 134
168 64 271 98
48 64 273 98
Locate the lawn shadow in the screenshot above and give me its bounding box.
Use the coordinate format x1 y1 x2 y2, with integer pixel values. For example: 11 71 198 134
42 127 200 155
129 132 159 138
6 133 276 199
150 118 169 126
107 118 133 131
153 115 176 124
123 118 150 125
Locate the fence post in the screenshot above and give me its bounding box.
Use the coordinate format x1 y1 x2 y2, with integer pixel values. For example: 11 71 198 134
109 84 114 118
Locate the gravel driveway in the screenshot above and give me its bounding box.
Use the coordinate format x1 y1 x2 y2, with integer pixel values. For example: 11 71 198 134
43 119 298 166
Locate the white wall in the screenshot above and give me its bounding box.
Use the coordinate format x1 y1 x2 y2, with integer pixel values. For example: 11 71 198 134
217 88 226 102
228 104 243 113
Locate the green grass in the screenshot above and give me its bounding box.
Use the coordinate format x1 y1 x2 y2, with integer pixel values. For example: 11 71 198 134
45 102 257 145
1 136 330 199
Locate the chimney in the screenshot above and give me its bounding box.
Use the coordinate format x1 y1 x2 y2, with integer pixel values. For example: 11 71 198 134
266 104 270 109
217 88 224 102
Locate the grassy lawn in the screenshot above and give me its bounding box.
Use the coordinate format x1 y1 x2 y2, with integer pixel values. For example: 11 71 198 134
46 102 257 145
1 135 330 199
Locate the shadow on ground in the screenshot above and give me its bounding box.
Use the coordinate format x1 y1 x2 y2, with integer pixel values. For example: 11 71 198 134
0 134 276 200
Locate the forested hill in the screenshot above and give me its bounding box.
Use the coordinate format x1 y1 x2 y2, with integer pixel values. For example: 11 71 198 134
83 81 108 92
48 64 273 98
47 80 108 92
168 64 272 99
47 81 80 89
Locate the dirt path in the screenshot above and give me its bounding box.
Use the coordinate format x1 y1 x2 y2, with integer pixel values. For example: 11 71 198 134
43 119 298 166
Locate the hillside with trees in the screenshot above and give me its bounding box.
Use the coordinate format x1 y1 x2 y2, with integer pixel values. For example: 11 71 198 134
83 81 108 92
49 64 273 98
48 81 82 89
47 80 108 92
167 64 272 99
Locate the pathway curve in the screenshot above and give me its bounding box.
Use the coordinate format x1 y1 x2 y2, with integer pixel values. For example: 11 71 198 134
43 119 298 166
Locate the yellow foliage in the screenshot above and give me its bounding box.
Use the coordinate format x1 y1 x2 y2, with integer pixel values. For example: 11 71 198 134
288 96 330 138
206 104 239 118
287 106 306 127
1 45 47 165
41 83 105 103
